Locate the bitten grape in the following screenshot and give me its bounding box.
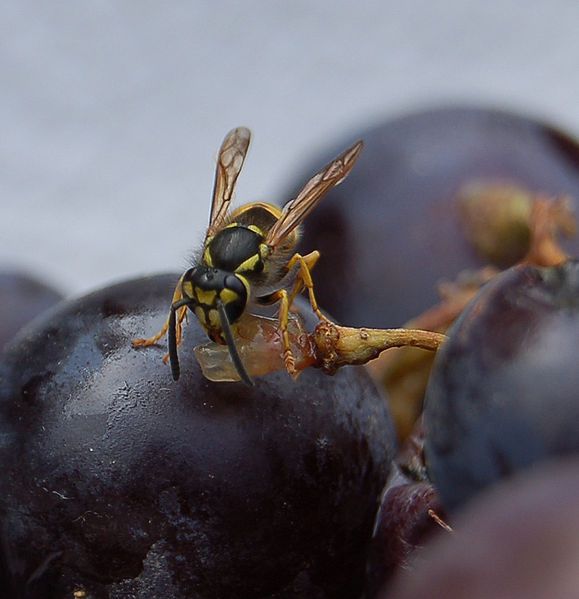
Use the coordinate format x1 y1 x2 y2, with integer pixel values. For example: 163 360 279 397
0 274 394 598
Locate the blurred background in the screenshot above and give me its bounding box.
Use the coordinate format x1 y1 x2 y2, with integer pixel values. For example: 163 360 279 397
2 0 579 295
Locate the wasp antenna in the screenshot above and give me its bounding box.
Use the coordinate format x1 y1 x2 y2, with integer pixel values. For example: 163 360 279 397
217 301 254 387
168 298 190 381
168 305 181 381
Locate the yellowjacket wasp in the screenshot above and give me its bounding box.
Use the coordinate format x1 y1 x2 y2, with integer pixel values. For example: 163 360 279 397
133 127 363 384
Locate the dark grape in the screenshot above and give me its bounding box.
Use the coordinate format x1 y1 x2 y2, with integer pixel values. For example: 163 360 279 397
385 459 579 599
0 274 394 598
0 270 63 350
366 474 445 599
424 260 579 512
286 107 579 327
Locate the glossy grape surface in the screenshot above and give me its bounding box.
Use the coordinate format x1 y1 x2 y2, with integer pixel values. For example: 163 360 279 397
0 274 395 598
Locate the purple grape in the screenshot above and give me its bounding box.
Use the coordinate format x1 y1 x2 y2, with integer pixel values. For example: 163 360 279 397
0 274 394 598
284 107 579 327
0 270 63 351
386 459 579 599
424 260 579 512
366 474 446 598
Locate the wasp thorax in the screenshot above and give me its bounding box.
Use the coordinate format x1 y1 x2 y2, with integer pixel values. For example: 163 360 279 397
205 224 267 274
182 266 249 342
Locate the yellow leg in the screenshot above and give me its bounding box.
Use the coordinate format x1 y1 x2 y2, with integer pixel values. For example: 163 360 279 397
275 288 298 377
132 276 187 352
132 319 169 348
256 287 298 376
286 251 328 322
264 251 328 378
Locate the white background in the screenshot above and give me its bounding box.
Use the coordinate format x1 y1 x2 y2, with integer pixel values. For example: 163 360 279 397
2 1 579 295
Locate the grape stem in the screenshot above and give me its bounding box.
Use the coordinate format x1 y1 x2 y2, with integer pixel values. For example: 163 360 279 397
311 321 447 375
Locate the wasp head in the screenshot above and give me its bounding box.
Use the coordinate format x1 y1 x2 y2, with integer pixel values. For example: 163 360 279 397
180 265 253 385
183 266 249 343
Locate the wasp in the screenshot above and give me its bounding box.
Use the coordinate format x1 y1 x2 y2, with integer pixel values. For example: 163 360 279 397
133 127 363 384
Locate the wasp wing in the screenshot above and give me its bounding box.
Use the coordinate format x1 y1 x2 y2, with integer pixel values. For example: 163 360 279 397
265 140 363 249
207 127 252 237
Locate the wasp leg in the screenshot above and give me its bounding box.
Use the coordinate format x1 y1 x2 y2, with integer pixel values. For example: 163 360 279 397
132 321 168 348
255 251 326 378
276 288 298 377
255 288 298 376
132 276 186 349
286 251 328 322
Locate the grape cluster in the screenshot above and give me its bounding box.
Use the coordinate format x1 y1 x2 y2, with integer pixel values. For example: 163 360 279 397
298 106 579 598
2 107 579 598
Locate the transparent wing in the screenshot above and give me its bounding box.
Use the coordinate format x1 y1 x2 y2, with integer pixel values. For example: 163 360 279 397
207 127 252 237
265 140 363 248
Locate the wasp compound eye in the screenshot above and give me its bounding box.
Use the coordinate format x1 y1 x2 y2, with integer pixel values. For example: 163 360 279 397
222 274 248 325
224 274 247 297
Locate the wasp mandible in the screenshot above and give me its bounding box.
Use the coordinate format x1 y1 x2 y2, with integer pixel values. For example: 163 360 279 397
133 127 363 384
